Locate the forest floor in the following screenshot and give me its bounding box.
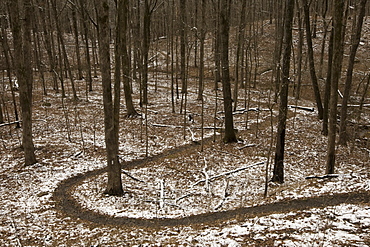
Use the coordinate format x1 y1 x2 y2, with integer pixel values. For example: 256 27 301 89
1 9 370 246
1 73 370 246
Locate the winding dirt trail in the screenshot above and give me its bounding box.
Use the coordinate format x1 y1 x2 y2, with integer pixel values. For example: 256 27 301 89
53 140 370 228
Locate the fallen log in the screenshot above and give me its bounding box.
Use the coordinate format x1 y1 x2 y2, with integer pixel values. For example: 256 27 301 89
288 105 315 112
151 123 222 130
305 174 339 179
192 161 265 187
338 104 370 107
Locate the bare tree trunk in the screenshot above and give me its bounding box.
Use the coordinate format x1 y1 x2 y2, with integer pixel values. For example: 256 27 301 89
31 9 47 96
95 0 123 196
294 0 303 99
302 0 323 119
141 0 158 106
233 0 246 111
220 0 237 143
0 100 3 124
272 0 295 184
71 6 83 80
79 0 93 92
170 0 175 113
322 28 334 136
142 0 150 105
272 0 284 102
179 0 187 114
119 0 138 117
197 0 206 101
338 0 367 145
1 23 20 128
9 0 37 166
38 0 58 91
326 0 345 175
51 0 78 101
214 1 221 91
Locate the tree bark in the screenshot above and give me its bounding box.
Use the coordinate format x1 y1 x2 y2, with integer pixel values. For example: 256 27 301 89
51 0 78 101
220 0 237 143
79 0 93 92
294 0 303 99
95 0 123 196
9 0 37 166
71 6 83 80
119 0 138 117
302 0 323 119
1 22 20 128
326 0 345 175
272 0 295 184
233 0 247 111
322 28 334 136
338 0 367 145
197 0 206 101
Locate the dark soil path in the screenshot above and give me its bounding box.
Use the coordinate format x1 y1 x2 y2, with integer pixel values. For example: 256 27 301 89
53 139 370 228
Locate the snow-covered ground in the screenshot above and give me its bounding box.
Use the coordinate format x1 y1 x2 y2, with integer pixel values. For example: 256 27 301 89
1 74 369 246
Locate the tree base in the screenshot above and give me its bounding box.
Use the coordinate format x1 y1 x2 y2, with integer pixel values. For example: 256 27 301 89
103 188 124 197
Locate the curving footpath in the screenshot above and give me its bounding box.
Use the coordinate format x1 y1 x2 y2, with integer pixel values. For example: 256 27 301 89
53 141 370 228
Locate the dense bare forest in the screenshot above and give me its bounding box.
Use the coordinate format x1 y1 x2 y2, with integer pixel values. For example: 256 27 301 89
1 0 370 245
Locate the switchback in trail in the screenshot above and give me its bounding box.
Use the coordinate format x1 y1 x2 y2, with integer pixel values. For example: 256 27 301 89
53 139 370 228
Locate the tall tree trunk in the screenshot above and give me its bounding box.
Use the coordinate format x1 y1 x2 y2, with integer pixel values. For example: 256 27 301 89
1 23 20 128
302 0 323 119
326 0 345 174
179 0 187 114
9 0 37 166
95 0 123 196
79 0 93 92
338 0 367 145
71 6 83 80
233 0 247 111
141 0 157 105
197 0 206 101
272 0 284 102
214 1 221 91
294 0 303 99
0 100 3 124
120 0 138 117
220 0 237 143
272 0 295 184
322 27 334 136
51 0 78 101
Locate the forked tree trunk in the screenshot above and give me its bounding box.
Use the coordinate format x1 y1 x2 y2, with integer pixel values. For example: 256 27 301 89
272 0 295 184
326 0 345 174
95 0 123 196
